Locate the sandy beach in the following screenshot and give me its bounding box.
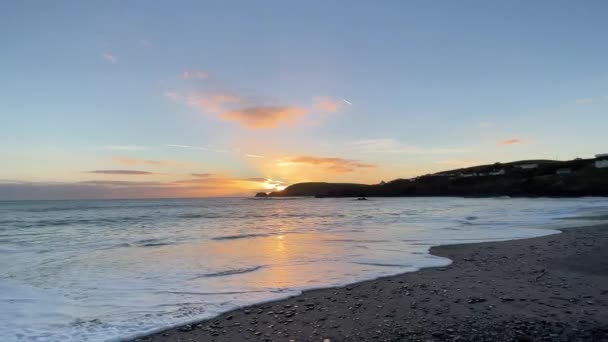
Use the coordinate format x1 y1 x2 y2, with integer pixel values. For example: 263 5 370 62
132 224 608 342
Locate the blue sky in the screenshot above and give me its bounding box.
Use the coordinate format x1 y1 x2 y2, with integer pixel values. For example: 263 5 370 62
1 1 607 199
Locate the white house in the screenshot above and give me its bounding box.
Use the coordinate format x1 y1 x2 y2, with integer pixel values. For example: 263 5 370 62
595 160 608 168
556 168 572 175
518 164 538 169
461 173 478 178
489 169 506 176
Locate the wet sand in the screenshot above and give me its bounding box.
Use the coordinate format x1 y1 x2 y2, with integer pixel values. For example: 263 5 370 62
133 224 608 341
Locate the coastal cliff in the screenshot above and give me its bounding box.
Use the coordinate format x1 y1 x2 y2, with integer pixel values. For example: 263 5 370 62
268 158 608 198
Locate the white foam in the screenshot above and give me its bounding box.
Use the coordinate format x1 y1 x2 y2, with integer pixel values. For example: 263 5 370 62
1 197 607 341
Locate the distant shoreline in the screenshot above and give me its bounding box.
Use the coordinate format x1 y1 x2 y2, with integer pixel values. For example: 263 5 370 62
263 157 608 198
133 223 608 342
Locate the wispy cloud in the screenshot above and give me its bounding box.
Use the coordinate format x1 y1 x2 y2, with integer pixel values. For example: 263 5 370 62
164 92 242 113
167 144 229 153
497 138 522 146
86 170 157 175
313 96 345 113
102 52 118 64
245 154 265 159
220 106 307 128
112 157 190 168
576 96 607 104
140 39 152 47
278 156 376 173
478 122 494 128
191 173 213 177
180 70 209 80
348 139 466 155
80 180 167 187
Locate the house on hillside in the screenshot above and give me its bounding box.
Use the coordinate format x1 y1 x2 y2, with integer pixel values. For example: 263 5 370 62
556 168 572 176
461 173 478 178
595 160 608 168
489 169 506 176
518 163 538 170
595 154 608 168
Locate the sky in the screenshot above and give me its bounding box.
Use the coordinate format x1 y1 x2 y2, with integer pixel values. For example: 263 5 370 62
1 0 607 199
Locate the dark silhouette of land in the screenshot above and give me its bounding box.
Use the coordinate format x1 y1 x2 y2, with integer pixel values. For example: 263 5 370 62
267 157 608 198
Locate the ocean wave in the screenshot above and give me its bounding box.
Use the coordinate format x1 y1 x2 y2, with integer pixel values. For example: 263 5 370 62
133 239 174 248
178 213 222 219
325 239 390 243
211 233 272 241
190 266 263 279
7 215 152 229
352 262 412 267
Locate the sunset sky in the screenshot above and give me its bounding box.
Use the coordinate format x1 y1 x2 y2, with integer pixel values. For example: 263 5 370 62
1 1 607 199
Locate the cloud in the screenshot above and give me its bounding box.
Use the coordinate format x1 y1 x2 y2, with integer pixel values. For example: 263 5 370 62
100 145 149 151
112 157 190 168
279 156 376 173
87 170 157 175
348 139 466 154
0 173 288 200
0 174 287 200
102 53 118 64
188 93 241 113
167 144 228 153
245 154 264 158
313 97 344 113
167 144 210 151
164 92 241 113
173 177 230 184
576 96 607 104
478 122 494 128
220 106 306 128
181 70 209 80
191 173 213 177
140 39 152 47
80 180 167 186
243 177 268 182
497 138 522 146
164 90 347 129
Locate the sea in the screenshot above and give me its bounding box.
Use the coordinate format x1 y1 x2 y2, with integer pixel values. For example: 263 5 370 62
1 197 608 341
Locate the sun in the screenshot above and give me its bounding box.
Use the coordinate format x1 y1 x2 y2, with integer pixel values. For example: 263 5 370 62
261 179 287 191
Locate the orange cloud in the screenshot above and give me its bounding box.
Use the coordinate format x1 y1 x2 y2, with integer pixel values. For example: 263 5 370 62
80 180 168 187
279 156 376 173
112 157 190 168
164 91 345 129
220 106 307 128
164 92 241 113
498 138 522 146
191 173 213 177
188 93 242 113
313 97 344 113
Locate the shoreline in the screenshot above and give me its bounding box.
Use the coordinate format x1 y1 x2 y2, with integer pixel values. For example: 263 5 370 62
132 224 608 341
